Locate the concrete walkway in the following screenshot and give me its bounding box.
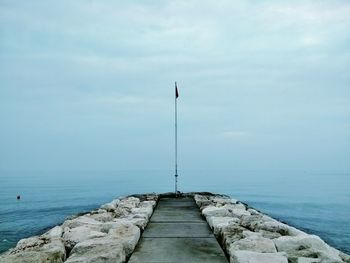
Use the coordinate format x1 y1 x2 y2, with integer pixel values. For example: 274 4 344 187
128 197 228 263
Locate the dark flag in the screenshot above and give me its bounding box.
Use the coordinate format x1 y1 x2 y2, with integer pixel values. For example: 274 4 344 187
175 84 179 98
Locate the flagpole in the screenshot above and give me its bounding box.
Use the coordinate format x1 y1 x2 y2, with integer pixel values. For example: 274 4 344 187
175 82 178 194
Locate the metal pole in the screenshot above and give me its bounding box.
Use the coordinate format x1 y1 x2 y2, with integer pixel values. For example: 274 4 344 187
175 82 178 194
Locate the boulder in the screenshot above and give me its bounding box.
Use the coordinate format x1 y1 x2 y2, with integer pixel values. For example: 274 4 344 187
100 199 120 212
202 206 232 217
118 197 140 210
63 226 106 249
220 224 247 249
203 204 250 218
297 257 321 263
65 236 125 263
230 251 288 263
274 235 343 262
0 237 66 263
131 206 153 219
108 221 140 257
223 204 251 218
210 196 232 206
89 212 115 222
122 214 148 230
194 194 214 209
140 200 156 208
62 216 102 229
229 234 277 253
207 216 239 235
43 226 63 239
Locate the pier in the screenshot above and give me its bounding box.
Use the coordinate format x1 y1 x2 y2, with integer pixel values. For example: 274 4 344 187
128 196 228 262
1 193 349 263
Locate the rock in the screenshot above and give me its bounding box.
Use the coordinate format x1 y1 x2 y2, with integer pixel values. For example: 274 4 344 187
207 216 239 229
131 206 153 219
43 226 63 239
100 218 143 233
118 197 140 210
220 224 247 249
16 236 48 250
274 235 343 262
247 208 260 215
62 216 102 229
240 214 302 237
122 214 148 230
194 194 213 208
100 199 120 212
203 204 250 218
140 200 156 208
62 226 106 249
223 204 250 218
210 196 232 206
108 221 140 257
297 257 321 263
65 237 125 263
0 237 66 263
230 251 288 263
89 212 115 222
340 252 350 263
202 206 232 217
207 216 239 235
229 234 277 253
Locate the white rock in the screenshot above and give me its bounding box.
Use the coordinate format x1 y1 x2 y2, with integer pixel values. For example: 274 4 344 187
63 225 106 249
230 198 238 204
89 212 114 222
62 216 102 229
43 226 63 238
297 257 321 263
259 219 306 237
247 208 260 215
229 235 277 253
207 216 239 229
131 206 153 219
123 214 148 229
140 200 156 208
100 218 143 233
207 216 240 236
230 251 288 263
16 236 47 250
210 196 232 206
101 199 120 212
194 194 210 207
0 237 66 263
274 235 343 262
118 197 140 210
108 221 140 257
65 236 125 263
202 206 231 217
222 204 251 218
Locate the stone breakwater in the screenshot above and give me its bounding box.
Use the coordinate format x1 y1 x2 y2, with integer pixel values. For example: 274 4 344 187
194 194 350 263
0 194 158 263
0 192 349 263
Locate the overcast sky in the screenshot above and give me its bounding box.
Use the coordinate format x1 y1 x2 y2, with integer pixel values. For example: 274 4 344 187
0 0 349 172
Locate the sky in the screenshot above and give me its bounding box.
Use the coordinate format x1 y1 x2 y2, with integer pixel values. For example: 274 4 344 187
0 0 349 172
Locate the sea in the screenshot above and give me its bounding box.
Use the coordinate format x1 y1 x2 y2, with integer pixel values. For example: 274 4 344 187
0 170 349 254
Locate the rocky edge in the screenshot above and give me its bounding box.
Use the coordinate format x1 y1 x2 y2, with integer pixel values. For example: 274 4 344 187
0 194 158 263
194 193 350 263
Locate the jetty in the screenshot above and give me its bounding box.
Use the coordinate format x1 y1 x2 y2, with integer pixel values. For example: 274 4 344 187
0 193 349 263
129 196 227 262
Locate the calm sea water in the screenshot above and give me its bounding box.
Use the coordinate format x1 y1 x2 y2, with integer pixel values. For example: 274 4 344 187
0 170 349 254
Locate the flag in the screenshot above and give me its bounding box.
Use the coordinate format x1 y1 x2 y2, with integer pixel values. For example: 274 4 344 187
175 83 179 99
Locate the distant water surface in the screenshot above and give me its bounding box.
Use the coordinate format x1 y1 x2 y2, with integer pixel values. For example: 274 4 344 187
0 170 349 254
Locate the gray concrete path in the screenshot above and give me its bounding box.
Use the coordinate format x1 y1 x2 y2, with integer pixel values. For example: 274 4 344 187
128 197 228 263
